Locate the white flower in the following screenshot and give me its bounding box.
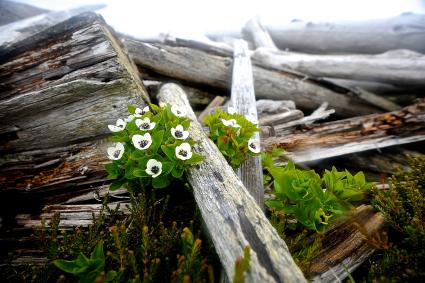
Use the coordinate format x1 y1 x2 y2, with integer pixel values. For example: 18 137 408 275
159 102 167 108
248 137 261 153
245 114 259 125
135 117 156 131
175 142 193 160
171 105 187 117
227 106 236 114
108 118 126 132
125 115 135 123
132 133 152 150
146 159 162 178
171 125 189 140
221 118 240 128
107 142 125 160
134 106 149 117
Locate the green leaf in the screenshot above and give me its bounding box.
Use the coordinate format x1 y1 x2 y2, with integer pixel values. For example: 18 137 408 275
151 130 165 153
79 270 102 283
90 241 104 261
265 200 285 210
161 144 176 161
152 175 170 189
133 168 149 177
75 253 89 267
110 178 126 191
53 259 88 274
172 166 184 179
185 153 204 165
105 270 117 282
128 104 136 114
161 161 174 175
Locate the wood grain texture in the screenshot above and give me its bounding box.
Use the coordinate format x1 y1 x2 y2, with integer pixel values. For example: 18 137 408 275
252 48 425 88
231 40 264 209
157 83 306 283
124 38 382 117
263 100 425 163
0 12 149 153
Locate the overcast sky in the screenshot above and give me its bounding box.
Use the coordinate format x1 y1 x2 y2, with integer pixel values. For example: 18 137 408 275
15 0 425 39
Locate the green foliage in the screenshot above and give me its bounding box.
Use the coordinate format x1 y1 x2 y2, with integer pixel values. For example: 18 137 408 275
233 246 251 283
14 192 216 283
367 155 425 282
106 103 203 191
204 108 260 168
263 151 374 233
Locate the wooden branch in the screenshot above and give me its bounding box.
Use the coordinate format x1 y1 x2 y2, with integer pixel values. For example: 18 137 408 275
157 83 306 283
0 5 106 48
198 96 227 122
252 48 425 88
263 100 425 163
242 17 278 50
124 38 382 117
266 13 425 54
0 12 149 153
230 39 264 208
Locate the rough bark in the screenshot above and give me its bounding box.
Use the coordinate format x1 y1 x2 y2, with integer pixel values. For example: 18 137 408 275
157 83 306 283
263 100 425 163
0 4 106 48
230 39 264 209
252 48 425 88
124 38 382 117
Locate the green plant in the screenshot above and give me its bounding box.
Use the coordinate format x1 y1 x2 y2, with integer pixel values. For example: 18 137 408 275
262 151 374 233
233 246 251 283
105 103 203 190
366 155 425 281
53 241 116 283
203 107 260 168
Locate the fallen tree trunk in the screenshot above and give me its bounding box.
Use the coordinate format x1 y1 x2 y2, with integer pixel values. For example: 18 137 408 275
252 48 425 87
124 39 382 117
0 4 106 48
242 17 278 50
157 83 306 283
263 99 425 163
231 39 264 208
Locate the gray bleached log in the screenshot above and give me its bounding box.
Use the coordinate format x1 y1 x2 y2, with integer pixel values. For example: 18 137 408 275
252 48 425 88
124 38 382 117
157 83 306 283
242 17 278 50
230 39 264 208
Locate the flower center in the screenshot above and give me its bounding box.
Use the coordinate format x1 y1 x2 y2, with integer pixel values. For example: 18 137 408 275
113 150 121 158
249 143 256 149
150 166 159 174
175 130 183 138
179 149 188 157
139 140 148 148
141 123 150 129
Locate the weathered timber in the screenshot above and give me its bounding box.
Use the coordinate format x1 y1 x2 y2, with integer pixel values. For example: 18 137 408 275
260 110 304 126
252 48 425 88
262 100 425 164
256 99 296 116
242 17 278 50
124 38 382 117
198 96 227 122
311 205 385 282
157 83 306 283
0 12 149 153
0 4 106 49
0 0 48 26
230 39 264 208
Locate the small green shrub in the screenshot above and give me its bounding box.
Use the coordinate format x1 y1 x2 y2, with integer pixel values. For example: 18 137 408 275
204 107 260 168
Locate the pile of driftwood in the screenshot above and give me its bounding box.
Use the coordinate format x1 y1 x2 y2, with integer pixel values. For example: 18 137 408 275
0 2 424 282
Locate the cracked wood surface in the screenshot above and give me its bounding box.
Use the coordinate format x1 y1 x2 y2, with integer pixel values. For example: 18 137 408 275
157 83 306 283
263 99 425 163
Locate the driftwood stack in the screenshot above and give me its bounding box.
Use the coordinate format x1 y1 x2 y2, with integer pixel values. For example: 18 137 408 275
0 3 424 283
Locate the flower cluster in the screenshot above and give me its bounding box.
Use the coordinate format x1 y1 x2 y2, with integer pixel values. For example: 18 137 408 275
105 103 203 190
204 106 260 168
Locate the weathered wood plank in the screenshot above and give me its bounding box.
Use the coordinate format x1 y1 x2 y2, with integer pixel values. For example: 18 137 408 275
242 17 278 50
124 38 382 117
157 83 306 283
231 40 264 208
263 100 425 163
252 48 425 88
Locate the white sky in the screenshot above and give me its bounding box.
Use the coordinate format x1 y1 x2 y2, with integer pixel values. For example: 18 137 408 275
15 0 425 39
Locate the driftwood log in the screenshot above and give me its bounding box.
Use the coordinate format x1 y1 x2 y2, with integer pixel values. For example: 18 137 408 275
263 99 425 163
123 38 382 117
157 83 306 283
230 40 264 208
252 48 425 88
